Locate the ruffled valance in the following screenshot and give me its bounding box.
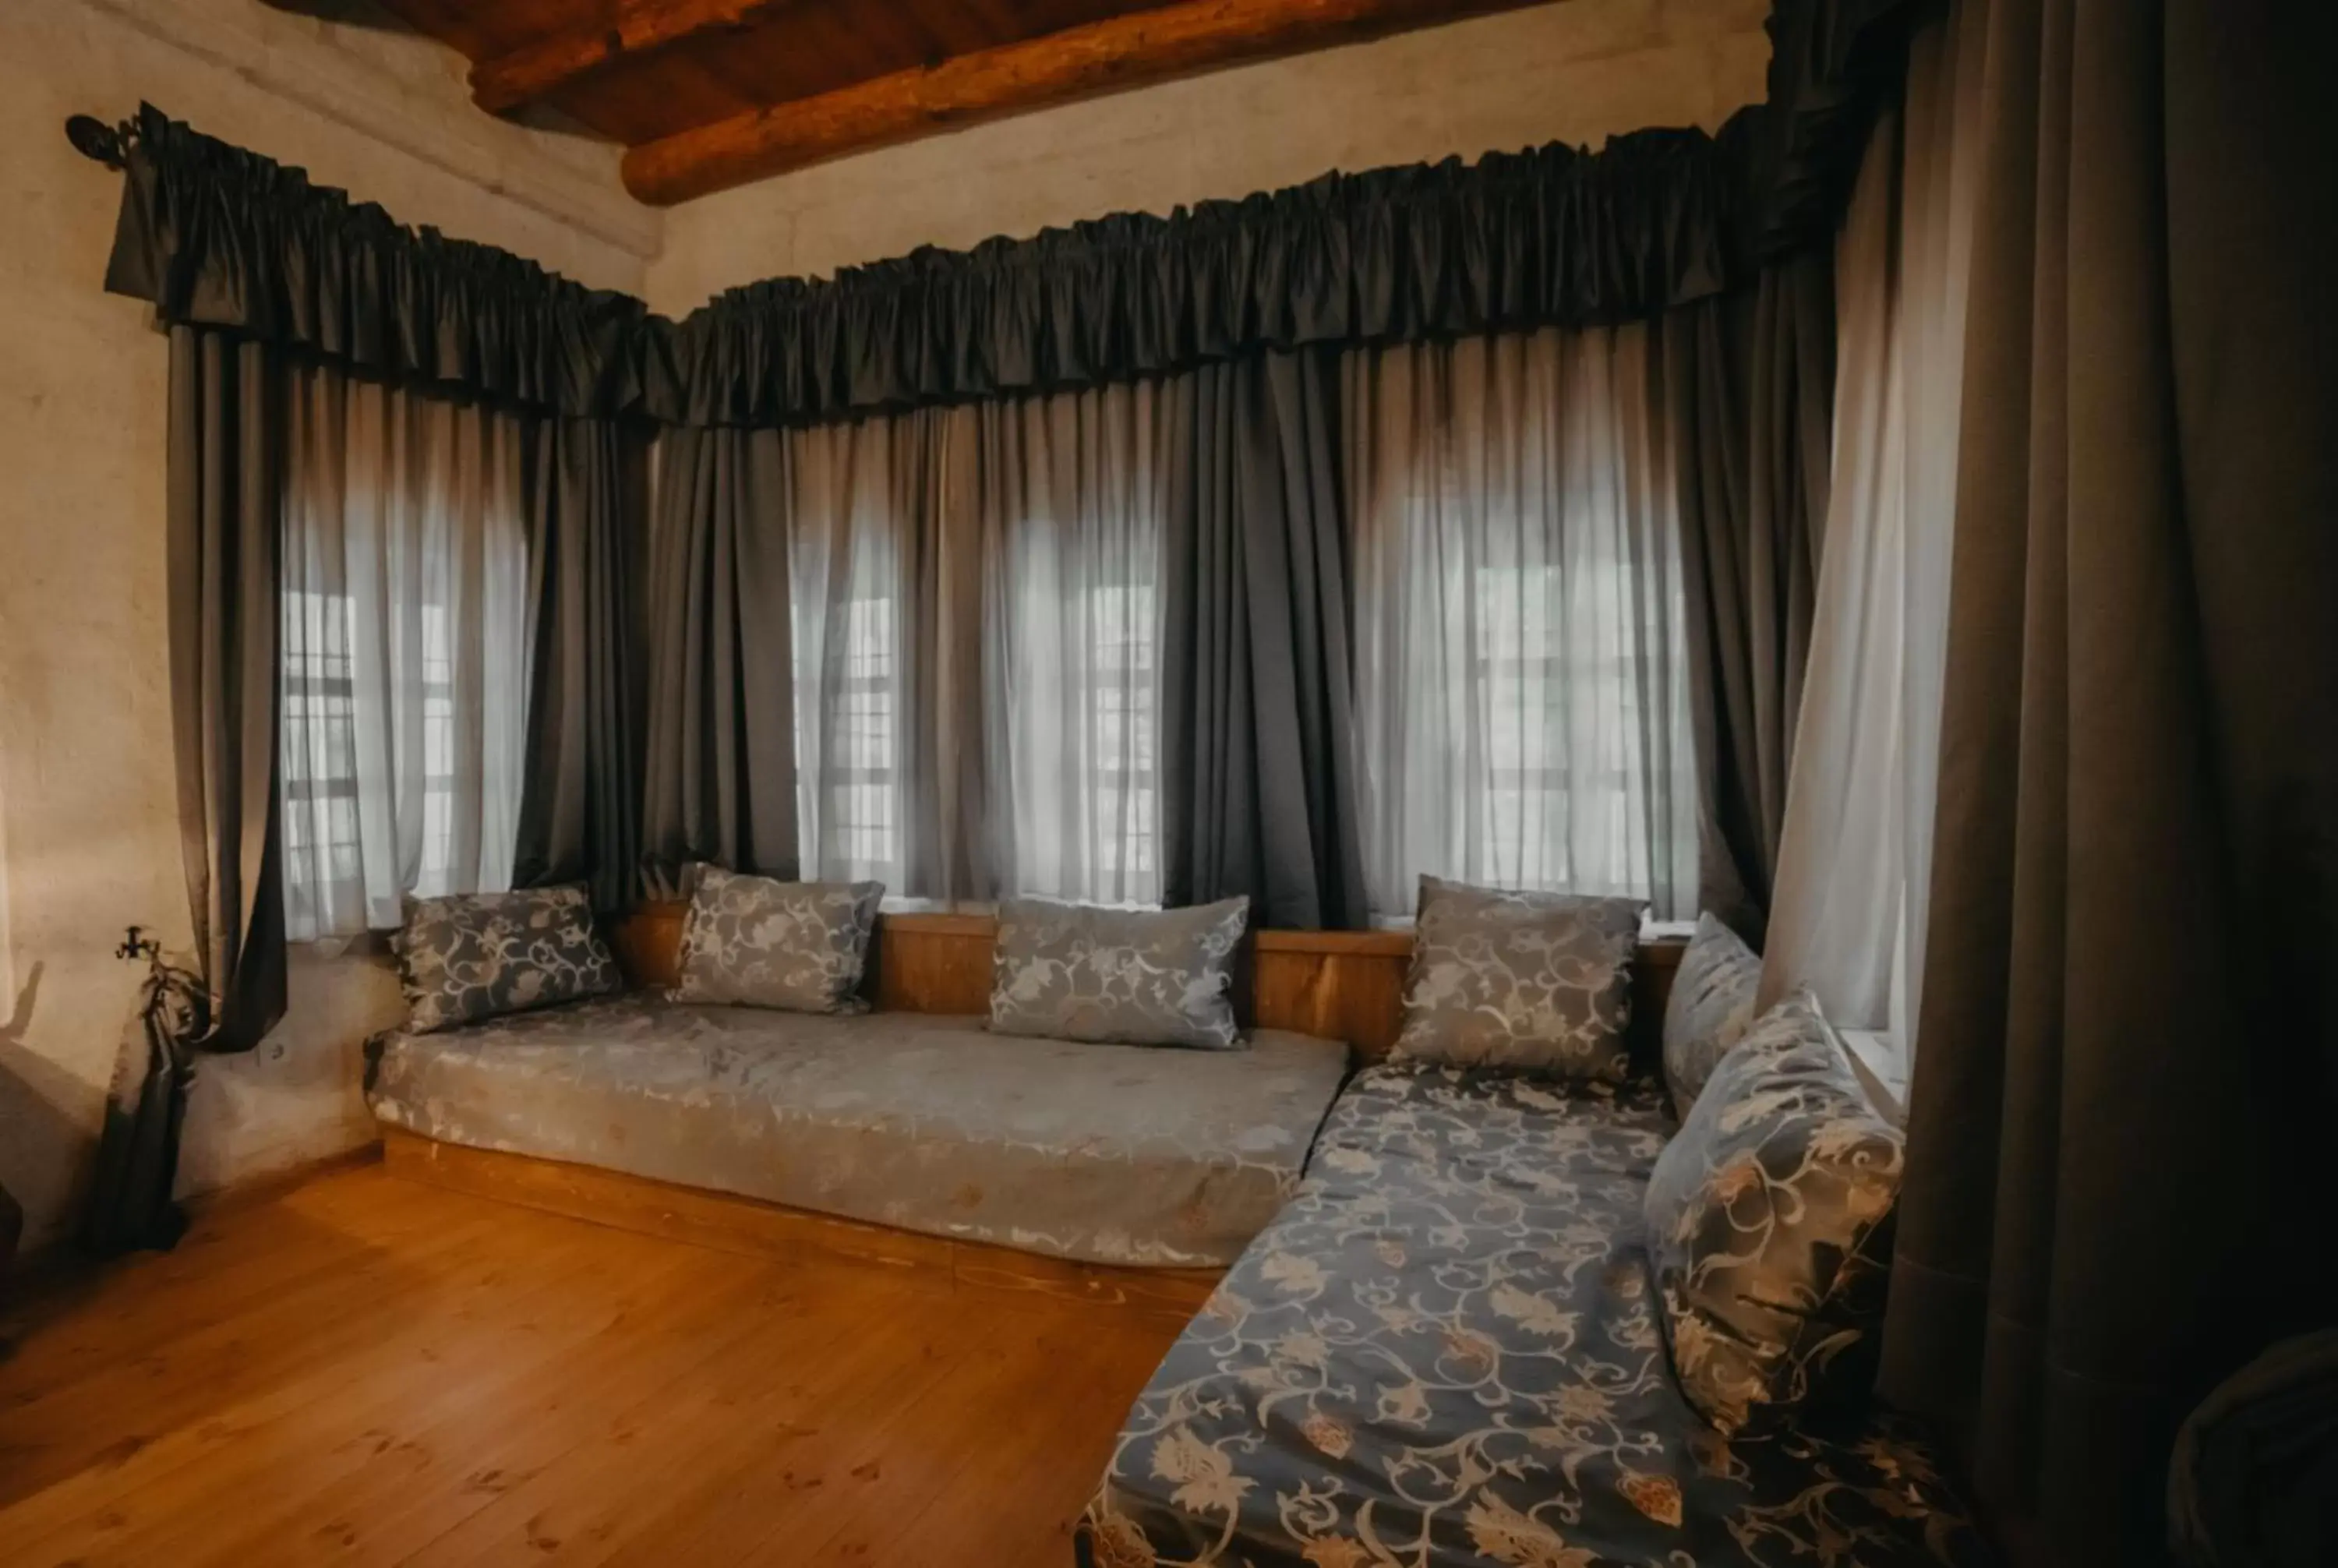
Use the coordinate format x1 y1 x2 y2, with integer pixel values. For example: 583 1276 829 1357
1750 0 1946 254
96 0 1932 428
644 122 1750 427
103 104 649 419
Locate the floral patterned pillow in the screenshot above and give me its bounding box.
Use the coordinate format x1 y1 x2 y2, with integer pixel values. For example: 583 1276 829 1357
1389 876 1647 1080
989 896 1248 1050
669 865 883 1014
1644 991 1904 1436
1662 913 1764 1120
392 885 621 1034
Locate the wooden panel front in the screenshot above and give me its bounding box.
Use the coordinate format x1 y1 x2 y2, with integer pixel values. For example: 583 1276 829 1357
613 903 1685 1061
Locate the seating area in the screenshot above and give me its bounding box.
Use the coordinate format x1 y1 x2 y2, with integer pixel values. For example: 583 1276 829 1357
335 872 1981 1568
368 994 1349 1271
1085 1061 1976 1566
6 2 2331 1564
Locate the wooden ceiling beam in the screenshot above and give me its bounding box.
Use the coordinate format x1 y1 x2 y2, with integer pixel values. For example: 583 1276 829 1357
469 0 815 115
620 0 1551 206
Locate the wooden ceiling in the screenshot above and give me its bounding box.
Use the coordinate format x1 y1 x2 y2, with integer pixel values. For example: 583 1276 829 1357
360 0 1552 205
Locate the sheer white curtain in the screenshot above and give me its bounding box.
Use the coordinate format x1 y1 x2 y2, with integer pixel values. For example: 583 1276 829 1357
1761 8 1983 1037
783 387 1165 904
281 367 531 940
786 410 938 891
1347 325 1697 920
978 383 1167 905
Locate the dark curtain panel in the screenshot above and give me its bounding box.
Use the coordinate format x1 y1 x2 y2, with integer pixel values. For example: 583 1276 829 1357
83 327 288 1253
640 426 800 882
514 418 646 911
2163 0 2338 1326
895 423 991 902
79 957 209 1255
1753 0 1953 248
1663 250 1835 939
1160 350 1367 931
166 327 289 1050
1877 2 2337 1563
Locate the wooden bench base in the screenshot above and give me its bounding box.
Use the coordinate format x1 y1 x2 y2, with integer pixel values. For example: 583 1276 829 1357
380 1130 1223 1327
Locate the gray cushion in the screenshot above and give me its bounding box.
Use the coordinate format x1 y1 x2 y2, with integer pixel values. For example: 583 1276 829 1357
669 866 882 1014
1644 991 1904 1436
1662 913 1764 1120
391 885 620 1034
1390 875 1646 1079
989 896 1248 1049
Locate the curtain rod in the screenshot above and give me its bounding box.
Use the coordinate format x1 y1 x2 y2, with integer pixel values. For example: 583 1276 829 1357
66 114 135 170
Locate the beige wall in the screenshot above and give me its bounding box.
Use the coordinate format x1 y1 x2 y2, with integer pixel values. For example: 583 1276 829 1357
0 0 651 1249
0 0 1765 1249
647 0 1771 314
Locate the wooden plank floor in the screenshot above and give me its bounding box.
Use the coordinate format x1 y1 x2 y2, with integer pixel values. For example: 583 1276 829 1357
0 1159 1183 1566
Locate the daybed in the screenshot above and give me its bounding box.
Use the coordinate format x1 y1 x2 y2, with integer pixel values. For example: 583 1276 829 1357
1078 1060 1987 1567
368 992 1351 1271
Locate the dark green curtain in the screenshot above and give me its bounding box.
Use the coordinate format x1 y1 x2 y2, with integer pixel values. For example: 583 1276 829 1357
1663 250 1837 941
514 418 647 912
1160 349 1367 931
1877 2 2338 1563
639 427 802 882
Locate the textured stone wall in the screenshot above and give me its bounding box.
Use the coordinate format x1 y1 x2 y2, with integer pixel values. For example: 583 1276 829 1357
647 0 1771 313
0 0 649 1249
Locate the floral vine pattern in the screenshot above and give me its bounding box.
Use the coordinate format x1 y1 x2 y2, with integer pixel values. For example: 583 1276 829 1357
669 867 882 1014
1390 878 1646 1082
1079 1062 1983 1567
392 885 620 1033
1644 991 1905 1438
990 896 1249 1050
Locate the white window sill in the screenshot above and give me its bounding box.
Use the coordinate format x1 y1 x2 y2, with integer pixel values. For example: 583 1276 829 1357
1834 1026 1910 1126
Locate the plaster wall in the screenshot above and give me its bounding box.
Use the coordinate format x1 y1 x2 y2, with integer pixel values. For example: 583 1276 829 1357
0 0 1771 1251
0 0 649 1250
648 0 1772 313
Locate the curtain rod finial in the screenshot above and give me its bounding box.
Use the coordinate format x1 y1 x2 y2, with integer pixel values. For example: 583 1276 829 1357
67 113 129 169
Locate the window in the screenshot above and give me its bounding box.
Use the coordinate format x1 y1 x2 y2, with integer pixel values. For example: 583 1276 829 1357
1001 570 1160 905
823 594 899 877
1467 560 1668 892
993 380 1165 906
285 597 474 919
1348 327 1697 920
1086 582 1157 890
278 369 530 940
282 590 362 914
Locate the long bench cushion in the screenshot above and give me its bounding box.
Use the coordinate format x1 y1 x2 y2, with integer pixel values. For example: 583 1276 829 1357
368 994 1350 1270
1079 1063 1988 1567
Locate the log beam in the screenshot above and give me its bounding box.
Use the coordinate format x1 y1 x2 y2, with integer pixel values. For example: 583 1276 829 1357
469 0 815 115
620 0 1551 206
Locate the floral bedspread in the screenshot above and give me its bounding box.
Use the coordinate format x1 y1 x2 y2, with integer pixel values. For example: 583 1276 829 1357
1078 1064 1987 1568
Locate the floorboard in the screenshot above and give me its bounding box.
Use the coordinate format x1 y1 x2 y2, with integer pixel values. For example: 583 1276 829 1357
0 1161 1182 1566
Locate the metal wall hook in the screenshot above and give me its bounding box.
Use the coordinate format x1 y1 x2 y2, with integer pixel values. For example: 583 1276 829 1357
66 113 132 170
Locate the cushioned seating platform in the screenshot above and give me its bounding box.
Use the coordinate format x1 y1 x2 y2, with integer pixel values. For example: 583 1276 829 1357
368 994 1351 1270
1079 1062 1988 1566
